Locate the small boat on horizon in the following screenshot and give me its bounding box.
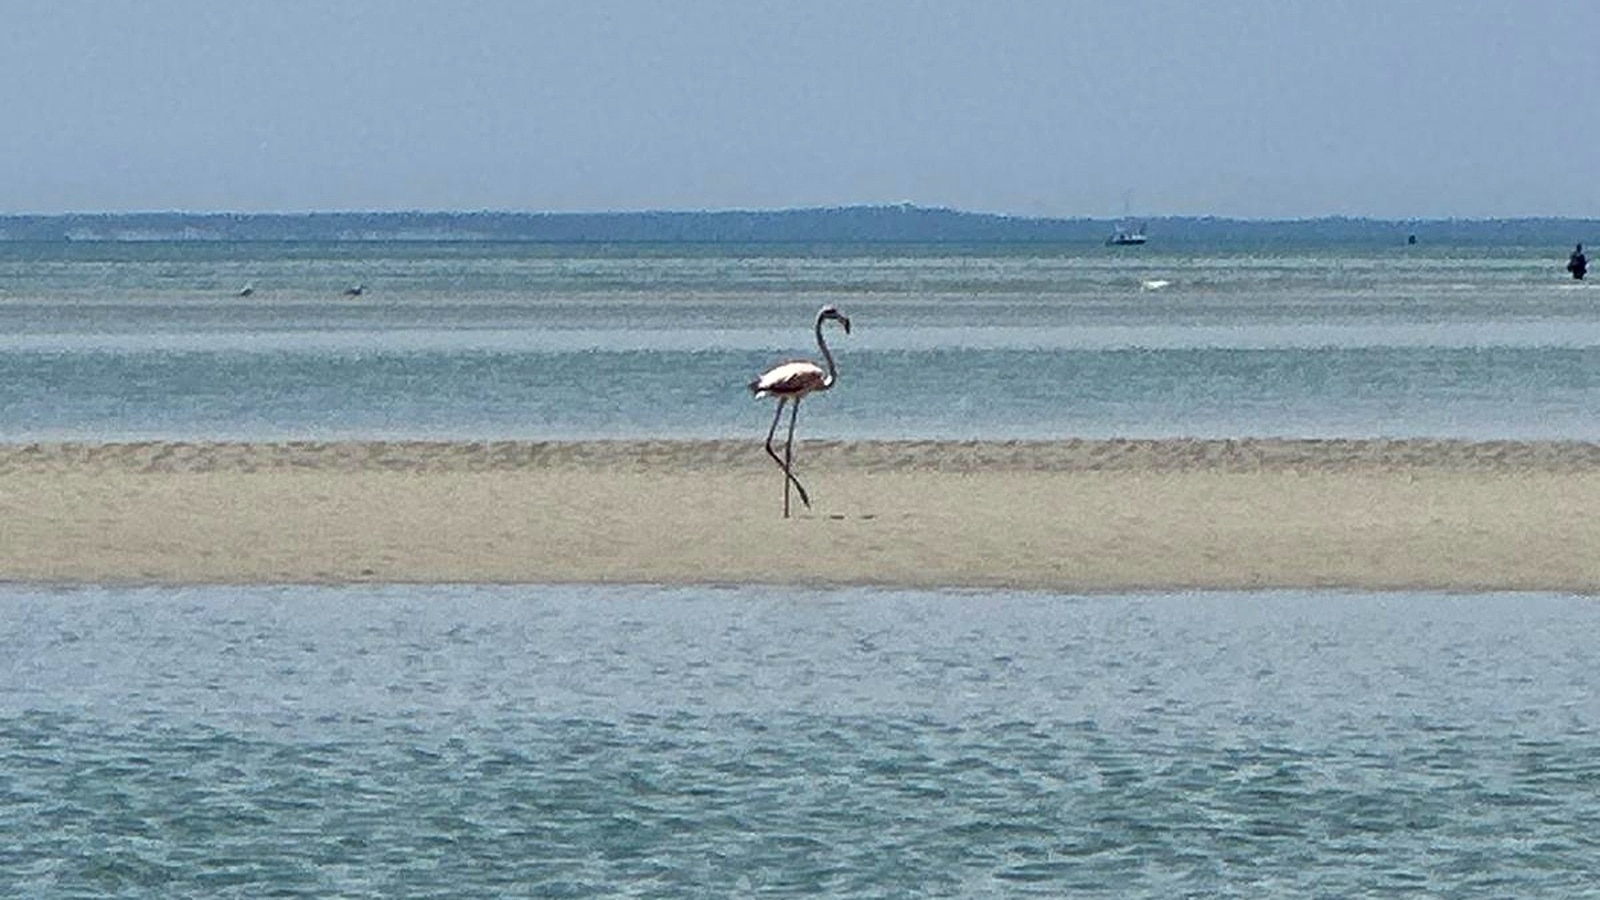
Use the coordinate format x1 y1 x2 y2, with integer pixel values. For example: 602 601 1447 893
1106 221 1148 246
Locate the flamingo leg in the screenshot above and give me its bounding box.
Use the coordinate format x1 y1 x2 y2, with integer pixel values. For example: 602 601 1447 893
763 398 810 518
785 398 811 515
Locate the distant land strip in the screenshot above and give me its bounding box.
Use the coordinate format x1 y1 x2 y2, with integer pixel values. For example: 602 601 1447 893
2 206 1596 245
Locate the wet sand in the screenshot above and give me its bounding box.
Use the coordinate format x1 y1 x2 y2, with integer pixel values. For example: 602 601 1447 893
2 439 1597 592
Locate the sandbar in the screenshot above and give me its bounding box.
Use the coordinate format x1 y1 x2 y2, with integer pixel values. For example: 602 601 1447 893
1 439 1597 593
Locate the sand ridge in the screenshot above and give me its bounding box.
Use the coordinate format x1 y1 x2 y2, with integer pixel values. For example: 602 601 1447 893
4 437 1600 474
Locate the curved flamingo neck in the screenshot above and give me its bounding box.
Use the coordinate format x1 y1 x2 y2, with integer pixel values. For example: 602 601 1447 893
815 314 838 387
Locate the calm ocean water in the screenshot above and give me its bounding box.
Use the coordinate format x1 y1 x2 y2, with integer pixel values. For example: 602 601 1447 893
2 240 1597 441
3 585 1598 897
5 241 1599 895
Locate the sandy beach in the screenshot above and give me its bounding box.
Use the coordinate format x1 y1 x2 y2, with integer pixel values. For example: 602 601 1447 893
2 438 1597 593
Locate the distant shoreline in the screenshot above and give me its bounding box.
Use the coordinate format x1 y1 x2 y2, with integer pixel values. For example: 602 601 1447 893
2 206 1595 245
3 438 1596 592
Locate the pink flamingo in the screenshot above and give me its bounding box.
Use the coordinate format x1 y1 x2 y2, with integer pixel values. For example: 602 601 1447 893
748 305 852 517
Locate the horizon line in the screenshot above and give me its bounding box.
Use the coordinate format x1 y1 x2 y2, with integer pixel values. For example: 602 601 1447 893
4 205 1598 224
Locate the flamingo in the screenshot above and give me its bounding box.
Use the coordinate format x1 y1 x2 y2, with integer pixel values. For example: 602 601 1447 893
748 305 851 518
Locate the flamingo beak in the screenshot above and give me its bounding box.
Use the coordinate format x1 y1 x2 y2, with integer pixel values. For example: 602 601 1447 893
841 316 852 334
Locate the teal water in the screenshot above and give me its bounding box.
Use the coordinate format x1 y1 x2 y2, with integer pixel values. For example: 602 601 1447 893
3 241 1598 440
6 242 1600 895
3 585 1598 897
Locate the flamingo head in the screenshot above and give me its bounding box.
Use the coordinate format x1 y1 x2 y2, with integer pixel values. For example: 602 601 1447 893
819 305 851 334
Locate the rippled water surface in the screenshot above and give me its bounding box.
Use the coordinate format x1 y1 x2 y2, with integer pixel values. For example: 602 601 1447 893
4 585 1598 897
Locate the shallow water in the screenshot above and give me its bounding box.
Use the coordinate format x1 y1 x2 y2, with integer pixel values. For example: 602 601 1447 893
4 585 1598 897
3 241 1599 441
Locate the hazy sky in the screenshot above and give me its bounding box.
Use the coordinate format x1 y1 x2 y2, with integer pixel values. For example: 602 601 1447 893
3 1 1596 218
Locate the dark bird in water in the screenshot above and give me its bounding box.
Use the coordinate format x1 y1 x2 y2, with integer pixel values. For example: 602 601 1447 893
237 282 254 297
344 283 365 297
748 305 852 518
1567 244 1587 281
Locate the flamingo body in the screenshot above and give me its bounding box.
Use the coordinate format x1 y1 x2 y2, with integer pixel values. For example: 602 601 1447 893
749 360 830 399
